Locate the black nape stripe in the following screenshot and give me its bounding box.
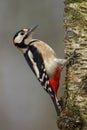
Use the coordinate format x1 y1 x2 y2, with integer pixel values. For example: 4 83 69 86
15 42 28 48
29 39 39 45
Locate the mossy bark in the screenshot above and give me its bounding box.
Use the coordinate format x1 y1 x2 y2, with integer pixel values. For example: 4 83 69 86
57 1 87 130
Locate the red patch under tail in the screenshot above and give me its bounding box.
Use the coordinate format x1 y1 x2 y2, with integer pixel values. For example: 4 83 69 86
49 65 61 95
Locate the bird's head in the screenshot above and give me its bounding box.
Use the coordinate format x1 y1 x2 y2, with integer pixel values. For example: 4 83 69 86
13 25 38 49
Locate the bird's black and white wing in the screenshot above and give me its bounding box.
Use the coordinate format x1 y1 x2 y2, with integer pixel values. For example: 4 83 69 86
24 44 52 93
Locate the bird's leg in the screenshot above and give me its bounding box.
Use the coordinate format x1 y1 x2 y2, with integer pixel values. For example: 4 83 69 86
61 49 81 70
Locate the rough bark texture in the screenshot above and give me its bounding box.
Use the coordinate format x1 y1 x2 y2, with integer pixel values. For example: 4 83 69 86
57 0 87 130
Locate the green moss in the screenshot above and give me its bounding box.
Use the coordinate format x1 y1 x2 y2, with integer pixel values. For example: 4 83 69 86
65 0 87 4
65 7 87 27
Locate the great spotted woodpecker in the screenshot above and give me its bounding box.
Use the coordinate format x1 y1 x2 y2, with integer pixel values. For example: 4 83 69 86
13 25 78 116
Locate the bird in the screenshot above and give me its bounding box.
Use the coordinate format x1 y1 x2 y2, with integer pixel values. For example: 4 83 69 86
13 25 77 116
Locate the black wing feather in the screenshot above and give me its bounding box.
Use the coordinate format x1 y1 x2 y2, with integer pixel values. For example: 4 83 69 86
24 44 49 87
24 44 61 116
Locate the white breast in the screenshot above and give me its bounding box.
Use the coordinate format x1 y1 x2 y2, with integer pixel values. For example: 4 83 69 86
31 40 58 77
44 56 58 77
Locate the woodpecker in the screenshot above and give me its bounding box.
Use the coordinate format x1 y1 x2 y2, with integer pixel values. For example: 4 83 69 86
13 25 78 116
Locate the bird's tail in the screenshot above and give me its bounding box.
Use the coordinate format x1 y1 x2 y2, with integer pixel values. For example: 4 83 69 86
51 95 61 116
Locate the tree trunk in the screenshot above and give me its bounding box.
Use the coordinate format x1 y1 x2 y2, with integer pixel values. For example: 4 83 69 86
57 0 87 130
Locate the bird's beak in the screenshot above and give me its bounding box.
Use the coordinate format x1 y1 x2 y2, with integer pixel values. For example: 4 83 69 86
28 24 39 35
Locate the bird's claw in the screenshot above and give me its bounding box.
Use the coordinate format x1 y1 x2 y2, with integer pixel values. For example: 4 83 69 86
73 49 81 58
67 49 81 66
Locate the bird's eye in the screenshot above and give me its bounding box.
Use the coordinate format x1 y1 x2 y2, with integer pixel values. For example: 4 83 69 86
20 32 25 35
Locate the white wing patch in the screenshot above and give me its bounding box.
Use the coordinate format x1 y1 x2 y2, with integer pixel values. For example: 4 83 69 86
39 73 45 82
28 50 40 78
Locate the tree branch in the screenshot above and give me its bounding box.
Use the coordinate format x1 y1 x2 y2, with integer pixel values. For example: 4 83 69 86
57 0 87 130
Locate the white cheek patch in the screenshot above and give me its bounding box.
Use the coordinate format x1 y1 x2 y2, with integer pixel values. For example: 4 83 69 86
14 33 25 43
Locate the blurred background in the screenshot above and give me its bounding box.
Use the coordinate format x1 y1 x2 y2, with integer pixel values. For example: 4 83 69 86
0 0 65 130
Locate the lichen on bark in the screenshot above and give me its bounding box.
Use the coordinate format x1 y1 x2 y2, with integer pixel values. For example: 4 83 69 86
57 1 87 130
